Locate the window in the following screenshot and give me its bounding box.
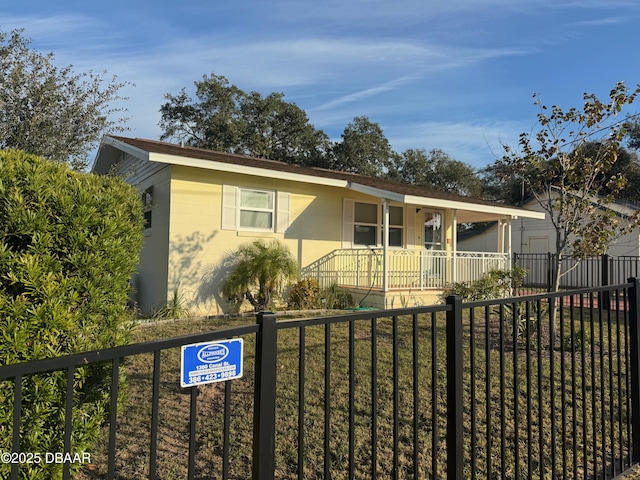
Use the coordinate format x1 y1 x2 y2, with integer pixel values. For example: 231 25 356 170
222 185 289 233
388 206 403 247
239 188 274 230
354 202 378 246
141 186 153 229
352 202 404 247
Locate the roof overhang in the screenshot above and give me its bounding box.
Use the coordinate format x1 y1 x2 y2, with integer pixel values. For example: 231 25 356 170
348 183 545 222
149 152 349 189
92 136 150 174
95 136 545 223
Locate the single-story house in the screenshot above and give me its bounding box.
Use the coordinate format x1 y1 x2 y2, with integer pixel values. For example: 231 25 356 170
92 136 545 314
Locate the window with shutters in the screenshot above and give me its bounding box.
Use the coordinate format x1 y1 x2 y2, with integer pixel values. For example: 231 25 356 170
221 185 289 233
239 188 274 231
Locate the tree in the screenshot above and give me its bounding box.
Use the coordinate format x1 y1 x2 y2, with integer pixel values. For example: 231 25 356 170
500 82 640 294
222 240 298 311
159 73 331 166
238 91 330 165
627 117 640 150
331 116 393 177
621 119 640 201
0 29 130 170
159 73 245 152
389 148 483 197
480 160 531 205
581 141 640 202
0 149 144 478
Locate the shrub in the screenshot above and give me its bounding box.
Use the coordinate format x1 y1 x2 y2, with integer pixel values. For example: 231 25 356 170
222 239 298 311
447 267 527 301
321 284 356 309
0 150 144 478
152 288 192 320
288 277 321 309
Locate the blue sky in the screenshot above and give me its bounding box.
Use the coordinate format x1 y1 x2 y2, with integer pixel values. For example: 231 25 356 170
2 0 640 169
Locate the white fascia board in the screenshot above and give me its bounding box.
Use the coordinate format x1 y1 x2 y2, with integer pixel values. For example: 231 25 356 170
347 183 404 202
103 136 150 161
404 194 546 220
148 152 348 188
346 182 545 220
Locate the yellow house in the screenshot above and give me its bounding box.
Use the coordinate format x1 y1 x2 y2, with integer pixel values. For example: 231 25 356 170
93 136 545 314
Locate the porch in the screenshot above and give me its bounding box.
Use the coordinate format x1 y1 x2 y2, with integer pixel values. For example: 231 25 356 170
301 248 510 291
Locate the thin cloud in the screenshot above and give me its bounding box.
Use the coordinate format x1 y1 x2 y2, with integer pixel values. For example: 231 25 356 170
570 16 631 27
314 76 420 111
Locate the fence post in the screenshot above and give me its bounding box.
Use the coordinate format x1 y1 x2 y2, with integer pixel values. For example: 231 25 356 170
446 295 463 480
547 252 553 292
252 312 278 480
602 255 611 310
628 278 640 463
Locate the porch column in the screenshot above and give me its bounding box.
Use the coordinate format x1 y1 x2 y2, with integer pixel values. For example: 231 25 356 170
506 218 512 268
452 209 457 283
497 219 504 253
382 198 389 292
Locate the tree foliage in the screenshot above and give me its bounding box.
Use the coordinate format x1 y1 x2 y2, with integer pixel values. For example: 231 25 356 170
0 150 144 478
159 73 331 166
222 239 298 311
499 82 640 292
0 29 130 170
160 72 498 189
389 148 482 197
330 116 394 177
627 117 640 151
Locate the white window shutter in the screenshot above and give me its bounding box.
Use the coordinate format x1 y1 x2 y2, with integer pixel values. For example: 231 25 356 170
221 185 238 230
276 192 290 233
406 207 416 249
342 198 354 248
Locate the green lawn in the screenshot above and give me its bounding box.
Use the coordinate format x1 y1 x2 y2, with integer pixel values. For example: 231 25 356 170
78 306 632 479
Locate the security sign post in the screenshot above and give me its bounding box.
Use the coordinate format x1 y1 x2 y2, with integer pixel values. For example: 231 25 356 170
181 339 243 387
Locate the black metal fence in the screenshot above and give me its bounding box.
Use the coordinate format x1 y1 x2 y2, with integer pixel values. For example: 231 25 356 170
1 281 640 479
514 253 640 291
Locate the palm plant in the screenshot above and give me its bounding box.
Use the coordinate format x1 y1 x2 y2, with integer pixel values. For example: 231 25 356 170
222 239 298 311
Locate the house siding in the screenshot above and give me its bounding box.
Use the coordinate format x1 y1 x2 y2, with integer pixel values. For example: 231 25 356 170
113 151 165 186
134 166 171 313
458 197 640 257
167 165 353 314
163 165 447 315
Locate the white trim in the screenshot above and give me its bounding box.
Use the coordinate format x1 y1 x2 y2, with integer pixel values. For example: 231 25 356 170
347 182 404 202
103 136 150 162
103 138 545 221
403 194 546 220
149 153 348 189
452 210 457 283
342 198 355 248
382 199 389 292
276 191 290 233
221 185 238 230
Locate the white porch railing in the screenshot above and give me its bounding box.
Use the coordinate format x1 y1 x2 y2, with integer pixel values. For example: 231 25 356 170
301 248 509 291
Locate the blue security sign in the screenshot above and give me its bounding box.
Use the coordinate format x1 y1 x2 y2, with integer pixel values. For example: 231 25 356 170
181 339 243 387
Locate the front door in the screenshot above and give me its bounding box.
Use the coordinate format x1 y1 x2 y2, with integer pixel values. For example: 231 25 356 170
423 211 443 250
422 211 444 285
